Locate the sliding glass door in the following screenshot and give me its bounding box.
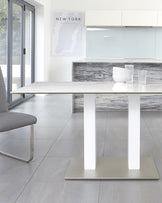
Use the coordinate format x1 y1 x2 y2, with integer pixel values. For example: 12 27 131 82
25 8 33 85
11 2 22 101
6 0 35 106
0 0 7 90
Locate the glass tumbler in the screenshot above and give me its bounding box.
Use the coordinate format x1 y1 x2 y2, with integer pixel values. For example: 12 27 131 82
125 65 134 84
138 70 147 85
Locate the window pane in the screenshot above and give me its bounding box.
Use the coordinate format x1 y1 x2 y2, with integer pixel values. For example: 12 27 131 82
25 9 32 86
12 3 21 101
0 0 7 89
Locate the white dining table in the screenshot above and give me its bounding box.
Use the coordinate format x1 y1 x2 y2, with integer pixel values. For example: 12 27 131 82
12 81 162 180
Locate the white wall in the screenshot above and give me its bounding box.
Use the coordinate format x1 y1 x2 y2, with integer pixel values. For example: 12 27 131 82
25 0 45 81
35 4 44 81
51 0 162 10
35 0 162 82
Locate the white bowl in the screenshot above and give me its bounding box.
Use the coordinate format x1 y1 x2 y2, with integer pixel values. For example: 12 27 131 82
113 67 129 83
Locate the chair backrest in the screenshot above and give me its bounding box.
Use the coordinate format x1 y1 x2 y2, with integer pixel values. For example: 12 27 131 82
0 67 8 112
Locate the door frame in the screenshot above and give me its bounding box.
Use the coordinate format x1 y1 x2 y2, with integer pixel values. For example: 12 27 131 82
7 0 35 107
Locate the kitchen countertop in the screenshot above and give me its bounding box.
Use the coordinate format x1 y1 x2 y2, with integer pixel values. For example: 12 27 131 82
73 59 162 63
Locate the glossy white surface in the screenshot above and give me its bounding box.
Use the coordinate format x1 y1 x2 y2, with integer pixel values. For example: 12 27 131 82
122 10 157 26
84 94 96 170
128 95 140 170
113 67 129 83
86 10 161 27
11 81 162 94
85 10 122 26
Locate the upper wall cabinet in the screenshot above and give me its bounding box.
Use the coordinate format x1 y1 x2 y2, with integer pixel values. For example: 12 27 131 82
157 11 162 26
122 11 157 26
85 10 122 26
85 10 162 27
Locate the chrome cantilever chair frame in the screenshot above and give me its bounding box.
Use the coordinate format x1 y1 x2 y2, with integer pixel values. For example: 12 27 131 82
0 124 34 163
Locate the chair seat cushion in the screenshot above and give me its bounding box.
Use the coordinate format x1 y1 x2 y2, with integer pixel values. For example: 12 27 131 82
0 112 37 132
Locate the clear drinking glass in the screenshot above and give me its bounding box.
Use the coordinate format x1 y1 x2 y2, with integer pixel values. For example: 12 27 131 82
138 70 147 85
125 65 134 84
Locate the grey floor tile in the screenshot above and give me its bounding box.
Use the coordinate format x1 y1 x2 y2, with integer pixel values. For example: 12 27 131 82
47 133 104 158
0 156 41 183
47 136 84 158
0 138 54 159
143 112 162 158
31 157 70 182
16 181 100 203
104 112 128 157
35 126 62 140
16 158 70 202
59 113 83 139
0 126 34 141
0 181 26 203
99 181 162 203
0 125 61 142
35 116 70 129
16 181 65 203
59 181 100 203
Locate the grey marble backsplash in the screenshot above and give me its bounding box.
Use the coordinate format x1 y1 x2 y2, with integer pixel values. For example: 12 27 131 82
72 62 162 111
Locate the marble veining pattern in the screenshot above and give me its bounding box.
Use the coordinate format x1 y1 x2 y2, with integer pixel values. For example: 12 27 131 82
73 62 162 111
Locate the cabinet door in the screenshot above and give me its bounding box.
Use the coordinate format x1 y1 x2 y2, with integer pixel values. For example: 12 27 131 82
157 11 162 26
122 11 157 26
85 10 122 26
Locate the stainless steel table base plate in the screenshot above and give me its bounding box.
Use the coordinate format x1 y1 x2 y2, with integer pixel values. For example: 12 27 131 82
65 157 159 180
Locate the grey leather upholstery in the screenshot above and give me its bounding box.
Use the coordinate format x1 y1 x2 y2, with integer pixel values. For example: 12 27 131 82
0 112 37 132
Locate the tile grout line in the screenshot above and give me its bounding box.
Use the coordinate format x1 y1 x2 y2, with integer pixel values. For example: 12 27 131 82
14 116 72 203
102 113 109 157
98 113 109 203
97 181 102 203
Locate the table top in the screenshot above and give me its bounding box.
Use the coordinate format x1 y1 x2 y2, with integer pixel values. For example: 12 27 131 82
11 81 162 94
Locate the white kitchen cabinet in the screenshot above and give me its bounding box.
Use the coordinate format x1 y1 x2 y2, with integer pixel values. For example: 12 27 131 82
157 11 162 26
85 10 122 26
122 11 157 26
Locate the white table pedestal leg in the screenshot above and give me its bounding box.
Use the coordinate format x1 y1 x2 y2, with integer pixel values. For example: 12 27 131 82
65 94 159 179
84 94 96 170
128 95 140 170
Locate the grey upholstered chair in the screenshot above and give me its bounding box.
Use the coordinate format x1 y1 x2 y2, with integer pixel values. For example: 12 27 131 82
0 67 37 162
